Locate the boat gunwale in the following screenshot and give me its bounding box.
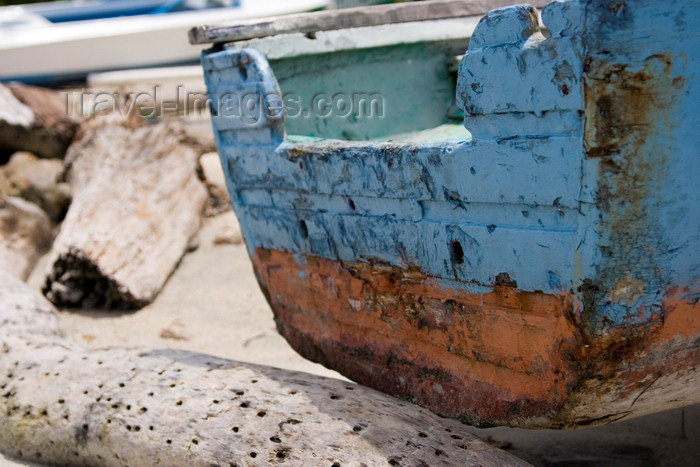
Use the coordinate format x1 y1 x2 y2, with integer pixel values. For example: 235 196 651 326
188 0 550 45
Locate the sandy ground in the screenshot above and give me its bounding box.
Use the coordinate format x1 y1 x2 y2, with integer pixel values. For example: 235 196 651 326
2 154 698 467
29 211 344 379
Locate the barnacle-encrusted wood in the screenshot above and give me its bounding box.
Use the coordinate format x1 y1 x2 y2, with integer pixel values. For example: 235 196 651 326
201 0 700 428
0 270 529 466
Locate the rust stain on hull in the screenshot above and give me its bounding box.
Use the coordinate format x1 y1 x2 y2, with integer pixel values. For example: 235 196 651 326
252 248 700 427
565 287 700 424
582 50 688 329
584 53 678 159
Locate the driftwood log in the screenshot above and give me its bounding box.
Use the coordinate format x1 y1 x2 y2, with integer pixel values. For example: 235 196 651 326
199 152 233 217
0 83 81 160
41 115 210 309
0 196 52 280
0 151 72 222
0 269 529 466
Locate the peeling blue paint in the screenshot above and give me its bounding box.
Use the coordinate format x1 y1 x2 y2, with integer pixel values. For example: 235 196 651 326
202 0 700 331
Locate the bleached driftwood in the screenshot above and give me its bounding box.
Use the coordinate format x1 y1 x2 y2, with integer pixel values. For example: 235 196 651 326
0 83 81 160
0 269 529 467
0 197 52 280
0 151 72 222
42 115 210 309
199 151 233 217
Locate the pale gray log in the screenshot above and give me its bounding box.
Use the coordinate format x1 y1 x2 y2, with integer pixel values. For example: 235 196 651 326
0 197 52 280
0 269 530 467
189 0 550 44
41 114 209 309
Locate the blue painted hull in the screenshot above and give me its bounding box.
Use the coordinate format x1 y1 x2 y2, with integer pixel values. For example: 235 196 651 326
200 0 700 427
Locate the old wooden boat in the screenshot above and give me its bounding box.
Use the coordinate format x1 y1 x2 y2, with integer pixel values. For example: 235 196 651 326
192 0 700 428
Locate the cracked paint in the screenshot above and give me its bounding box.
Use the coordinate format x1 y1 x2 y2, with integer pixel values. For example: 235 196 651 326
202 0 700 427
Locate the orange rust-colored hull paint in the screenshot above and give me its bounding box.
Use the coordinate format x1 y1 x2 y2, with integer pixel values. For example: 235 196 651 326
592 288 700 398
252 248 700 427
564 288 700 425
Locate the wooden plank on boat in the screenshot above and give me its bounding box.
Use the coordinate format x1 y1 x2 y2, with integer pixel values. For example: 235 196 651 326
189 0 550 44
0 269 530 467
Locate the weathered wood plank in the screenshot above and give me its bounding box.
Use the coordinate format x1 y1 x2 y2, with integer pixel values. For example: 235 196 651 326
189 0 550 44
0 269 530 467
41 115 210 309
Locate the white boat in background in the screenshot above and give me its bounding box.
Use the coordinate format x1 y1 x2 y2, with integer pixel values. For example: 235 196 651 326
0 0 329 84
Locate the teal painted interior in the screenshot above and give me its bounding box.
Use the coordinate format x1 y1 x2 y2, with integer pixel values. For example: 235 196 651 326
267 40 466 140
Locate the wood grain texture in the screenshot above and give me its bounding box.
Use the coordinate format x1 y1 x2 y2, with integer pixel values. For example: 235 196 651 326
0 269 530 467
